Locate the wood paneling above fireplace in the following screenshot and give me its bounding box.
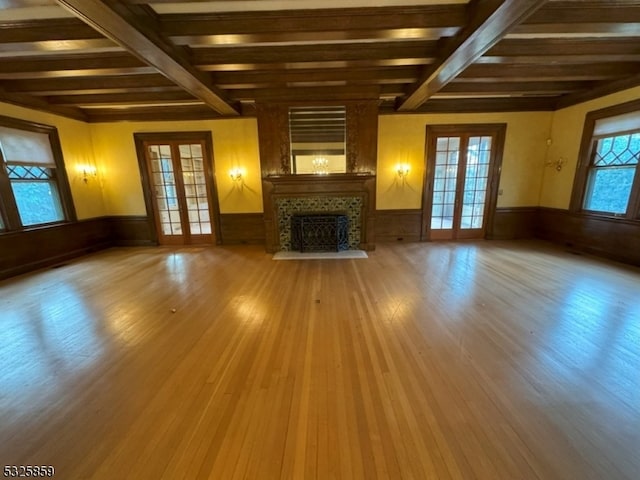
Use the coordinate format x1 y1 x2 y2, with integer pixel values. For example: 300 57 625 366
256 100 379 252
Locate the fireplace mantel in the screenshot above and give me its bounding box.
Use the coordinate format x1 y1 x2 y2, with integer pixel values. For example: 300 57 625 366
262 174 376 252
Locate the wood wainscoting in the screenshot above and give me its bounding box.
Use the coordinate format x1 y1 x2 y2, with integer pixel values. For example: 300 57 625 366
219 213 265 244
0 216 155 281
375 209 423 242
0 218 112 280
4 208 639 281
0 214 268 281
537 207 640 266
374 207 538 243
108 216 157 246
490 207 539 240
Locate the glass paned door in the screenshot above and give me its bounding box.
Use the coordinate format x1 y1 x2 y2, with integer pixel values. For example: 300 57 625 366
179 144 212 236
425 126 503 241
145 140 215 245
431 137 460 234
460 136 492 233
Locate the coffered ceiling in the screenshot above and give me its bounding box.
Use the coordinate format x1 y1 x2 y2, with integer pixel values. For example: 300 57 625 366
0 0 639 122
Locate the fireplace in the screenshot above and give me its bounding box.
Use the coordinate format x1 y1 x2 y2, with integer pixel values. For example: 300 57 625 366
261 174 376 252
276 196 362 251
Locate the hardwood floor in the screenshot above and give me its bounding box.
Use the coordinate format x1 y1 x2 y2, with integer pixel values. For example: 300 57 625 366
1 241 639 480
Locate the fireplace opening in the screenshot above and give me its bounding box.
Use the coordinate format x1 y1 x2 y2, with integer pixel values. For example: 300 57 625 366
291 213 349 252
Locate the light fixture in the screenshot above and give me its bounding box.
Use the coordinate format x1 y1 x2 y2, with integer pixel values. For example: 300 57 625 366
79 165 97 183
229 167 244 181
312 156 329 174
545 157 566 172
396 163 410 178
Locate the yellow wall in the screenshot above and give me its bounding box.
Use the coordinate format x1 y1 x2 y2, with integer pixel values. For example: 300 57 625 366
377 111 553 210
0 102 106 220
539 86 640 209
5 86 640 220
90 118 262 215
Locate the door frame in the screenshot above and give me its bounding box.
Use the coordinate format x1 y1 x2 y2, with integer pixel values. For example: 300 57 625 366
134 131 223 245
420 124 506 241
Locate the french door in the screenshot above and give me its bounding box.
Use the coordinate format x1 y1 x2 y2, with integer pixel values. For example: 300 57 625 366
423 125 505 240
135 132 220 245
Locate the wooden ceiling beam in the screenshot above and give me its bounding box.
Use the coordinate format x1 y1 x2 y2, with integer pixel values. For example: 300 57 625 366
522 2 640 25
0 52 145 74
440 80 594 95
2 74 176 94
191 41 439 66
213 67 420 87
47 90 197 106
200 59 433 74
387 96 557 114
85 105 225 122
237 85 381 102
487 38 640 57
54 0 239 116
85 103 256 123
459 62 640 80
159 5 467 36
398 0 548 111
556 73 640 109
0 18 101 43
0 85 87 121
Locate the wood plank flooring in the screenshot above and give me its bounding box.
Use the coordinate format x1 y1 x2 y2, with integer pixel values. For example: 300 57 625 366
1 240 639 480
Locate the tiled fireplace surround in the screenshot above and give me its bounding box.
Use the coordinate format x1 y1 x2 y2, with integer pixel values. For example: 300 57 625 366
261 174 377 253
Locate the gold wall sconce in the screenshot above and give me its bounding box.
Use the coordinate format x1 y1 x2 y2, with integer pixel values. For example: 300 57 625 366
229 167 244 182
546 157 566 172
79 165 97 183
395 163 410 179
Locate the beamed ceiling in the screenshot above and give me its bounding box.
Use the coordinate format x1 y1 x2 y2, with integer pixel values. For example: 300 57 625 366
0 0 639 122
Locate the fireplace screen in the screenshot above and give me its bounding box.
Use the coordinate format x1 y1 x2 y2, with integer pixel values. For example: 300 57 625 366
291 213 349 252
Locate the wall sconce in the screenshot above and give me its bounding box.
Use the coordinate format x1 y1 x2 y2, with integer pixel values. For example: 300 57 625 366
395 163 410 178
545 157 566 172
229 167 244 181
79 165 97 183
